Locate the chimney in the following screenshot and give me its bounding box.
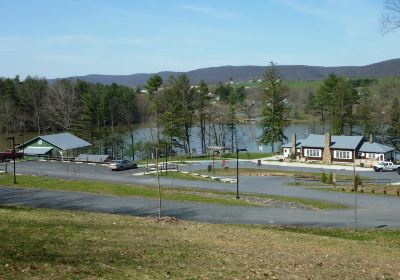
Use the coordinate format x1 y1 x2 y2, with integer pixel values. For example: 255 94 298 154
291 133 297 155
323 132 332 163
369 134 373 144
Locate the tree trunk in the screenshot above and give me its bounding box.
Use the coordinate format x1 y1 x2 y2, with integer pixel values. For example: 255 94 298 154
131 132 134 161
111 118 115 158
156 108 162 218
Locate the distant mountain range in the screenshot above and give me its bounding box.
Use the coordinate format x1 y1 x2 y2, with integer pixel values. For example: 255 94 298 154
54 58 400 87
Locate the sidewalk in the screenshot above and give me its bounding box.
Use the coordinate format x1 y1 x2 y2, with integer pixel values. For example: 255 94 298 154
133 169 237 183
252 157 372 172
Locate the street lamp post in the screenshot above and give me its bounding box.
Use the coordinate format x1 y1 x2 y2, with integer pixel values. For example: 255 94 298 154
6 136 17 184
236 148 247 199
212 151 215 173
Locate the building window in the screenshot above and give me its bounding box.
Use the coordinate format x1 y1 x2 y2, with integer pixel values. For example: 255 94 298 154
366 153 377 159
38 139 42 145
334 150 352 159
305 149 321 157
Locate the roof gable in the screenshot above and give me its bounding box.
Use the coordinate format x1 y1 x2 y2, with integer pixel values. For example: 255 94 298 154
282 139 303 148
330 135 364 149
18 132 91 150
40 133 91 150
359 142 395 153
300 134 364 150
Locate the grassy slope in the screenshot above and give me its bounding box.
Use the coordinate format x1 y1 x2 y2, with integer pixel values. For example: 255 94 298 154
0 205 399 279
0 173 346 209
152 171 210 182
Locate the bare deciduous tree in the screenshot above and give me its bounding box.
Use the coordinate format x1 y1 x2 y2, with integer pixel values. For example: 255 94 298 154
47 79 81 132
24 76 48 134
146 75 163 218
382 0 400 33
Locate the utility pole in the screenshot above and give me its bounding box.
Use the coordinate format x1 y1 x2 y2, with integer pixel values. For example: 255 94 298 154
236 148 239 199
130 133 134 161
353 163 358 228
236 148 247 199
6 136 17 184
165 142 168 175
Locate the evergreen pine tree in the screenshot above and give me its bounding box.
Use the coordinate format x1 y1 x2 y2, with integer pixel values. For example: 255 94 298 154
259 62 290 153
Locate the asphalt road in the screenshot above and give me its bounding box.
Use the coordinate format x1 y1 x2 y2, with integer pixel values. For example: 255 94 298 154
1 186 400 228
1 160 400 227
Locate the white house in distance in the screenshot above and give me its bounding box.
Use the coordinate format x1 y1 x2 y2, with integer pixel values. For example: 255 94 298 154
282 133 397 166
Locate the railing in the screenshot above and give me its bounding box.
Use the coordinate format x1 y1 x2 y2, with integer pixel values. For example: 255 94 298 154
336 178 392 185
294 176 392 186
294 176 320 184
26 155 86 162
160 163 179 171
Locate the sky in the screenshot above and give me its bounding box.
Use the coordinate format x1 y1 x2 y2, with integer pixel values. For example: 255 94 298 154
1 0 399 79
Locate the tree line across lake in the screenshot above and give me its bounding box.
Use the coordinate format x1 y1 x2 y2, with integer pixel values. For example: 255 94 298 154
1 63 400 158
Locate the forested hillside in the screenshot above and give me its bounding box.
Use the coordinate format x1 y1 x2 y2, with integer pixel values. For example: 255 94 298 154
50 58 400 87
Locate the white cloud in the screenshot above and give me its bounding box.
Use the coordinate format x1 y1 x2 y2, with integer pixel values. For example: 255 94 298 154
274 0 381 39
179 4 239 20
275 0 326 17
38 35 152 47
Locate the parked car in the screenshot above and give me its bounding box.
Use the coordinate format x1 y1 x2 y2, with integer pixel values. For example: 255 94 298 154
373 161 400 172
0 149 24 162
108 160 137 171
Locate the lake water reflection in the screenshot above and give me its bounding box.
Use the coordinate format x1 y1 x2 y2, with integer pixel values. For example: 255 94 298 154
124 122 324 154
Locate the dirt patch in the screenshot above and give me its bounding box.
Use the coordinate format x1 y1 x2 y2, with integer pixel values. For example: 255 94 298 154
144 216 180 224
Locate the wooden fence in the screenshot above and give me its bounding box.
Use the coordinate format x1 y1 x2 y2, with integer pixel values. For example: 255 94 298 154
294 176 392 186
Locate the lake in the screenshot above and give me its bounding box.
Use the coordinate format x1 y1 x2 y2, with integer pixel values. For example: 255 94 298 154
123 122 324 154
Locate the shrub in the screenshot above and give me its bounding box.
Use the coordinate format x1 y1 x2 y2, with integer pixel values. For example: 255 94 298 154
321 172 327 183
327 172 333 184
354 174 362 187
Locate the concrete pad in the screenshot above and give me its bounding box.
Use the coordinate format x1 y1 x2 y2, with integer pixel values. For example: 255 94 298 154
253 159 372 172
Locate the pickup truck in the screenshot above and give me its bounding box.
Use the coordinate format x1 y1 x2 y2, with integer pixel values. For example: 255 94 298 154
0 149 24 162
373 161 400 172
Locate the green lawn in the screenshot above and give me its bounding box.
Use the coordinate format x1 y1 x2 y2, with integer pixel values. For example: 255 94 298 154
0 173 346 209
0 205 399 279
199 167 354 180
314 185 400 197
